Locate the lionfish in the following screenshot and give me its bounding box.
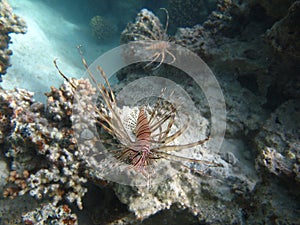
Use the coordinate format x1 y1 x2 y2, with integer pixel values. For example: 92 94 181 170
124 8 176 70
54 52 222 184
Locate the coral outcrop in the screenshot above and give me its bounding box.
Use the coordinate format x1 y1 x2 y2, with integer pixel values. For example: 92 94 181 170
0 195 39 224
22 203 77 225
167 0 217 28
113 151 257 223
174 0 299 104
90 15 117 41
255 100 300 182
258 0 296 20
264 1 300 100
174 0 272 95
0 0 26 81
0 75 298 224
0 75 260 224
120 8 166 44
87 72 260 223
116 1 300 224
0 80 93 223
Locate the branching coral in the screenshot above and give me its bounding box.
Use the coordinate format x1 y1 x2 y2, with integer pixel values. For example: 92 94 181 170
1 80 95 214
22 203 77 225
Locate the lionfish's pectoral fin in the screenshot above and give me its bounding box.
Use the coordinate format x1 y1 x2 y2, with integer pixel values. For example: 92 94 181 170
154 150 223 167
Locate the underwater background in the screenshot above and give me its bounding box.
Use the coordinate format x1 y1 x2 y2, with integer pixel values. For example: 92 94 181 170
0 0 299 224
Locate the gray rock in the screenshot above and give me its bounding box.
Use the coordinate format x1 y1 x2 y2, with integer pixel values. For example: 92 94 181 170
255 99 300 182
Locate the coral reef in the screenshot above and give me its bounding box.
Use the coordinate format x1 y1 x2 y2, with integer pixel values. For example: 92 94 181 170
22 203 77 225
0 195 39 224
0 80 92 223
258 0 296 20
214 74 267 138
116 1 300 224
0 75 260 224
90 73 260 223
0 0 299 224
113 152 257 223
119 8 177 72
0 0 26 81
174 0 299 104
167 0 217 28
0 74 298 224
0 88 12 144
247 181 300 225
120 8 166 44
174 0 268 80
255 100 300 182
90 15 117 41
263 1 300 100
265 0 300 62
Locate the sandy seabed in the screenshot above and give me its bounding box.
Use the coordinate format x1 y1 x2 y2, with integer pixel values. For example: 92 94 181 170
2 0 119 102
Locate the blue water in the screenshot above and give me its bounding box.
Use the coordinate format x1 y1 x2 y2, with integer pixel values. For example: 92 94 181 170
2 0 170 102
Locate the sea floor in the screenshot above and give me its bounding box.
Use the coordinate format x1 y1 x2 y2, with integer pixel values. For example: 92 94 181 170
2 0 119 102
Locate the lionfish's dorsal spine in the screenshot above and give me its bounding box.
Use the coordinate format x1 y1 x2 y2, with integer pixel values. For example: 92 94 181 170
135 108 151 142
